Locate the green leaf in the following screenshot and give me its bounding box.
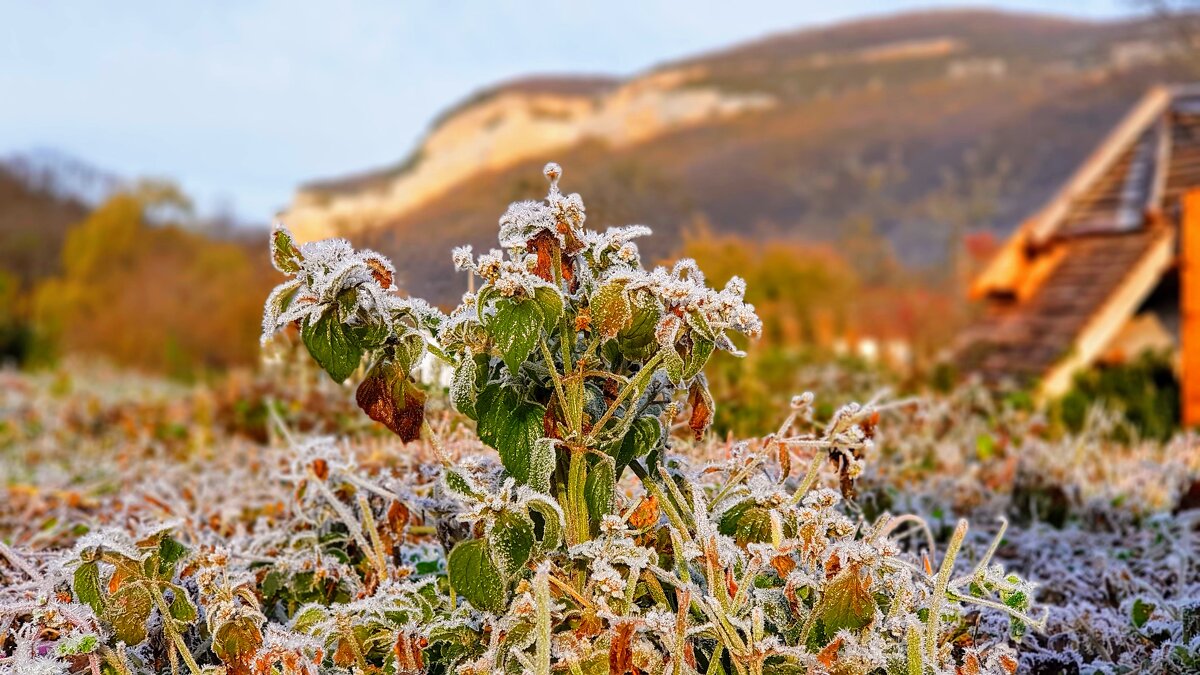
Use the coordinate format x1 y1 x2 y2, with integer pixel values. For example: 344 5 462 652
718 501 774 546
525 494 564 551
609 416 661 472
450 356 479 419
975 433 996 461
682 335 716 381
488 511 536 578
1132 598 1156 629
55 633 99 656
73 562 105 615
485 296 544 375
476 385 545 484
290 605 328 635
167 584 198 624
532 285 564 332
156 535 188 577
663 347 685 385
585 459 615 535
444 468 484 500
817 566 877 638
106 583 154 646
591 282 632 339
271 228 302 274
392 330 427 373
447 539 506 613
302 306 363 382
617 292 663 361
529 438 556 494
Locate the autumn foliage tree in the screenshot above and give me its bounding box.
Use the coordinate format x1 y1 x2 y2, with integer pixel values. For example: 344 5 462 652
33 184 273 377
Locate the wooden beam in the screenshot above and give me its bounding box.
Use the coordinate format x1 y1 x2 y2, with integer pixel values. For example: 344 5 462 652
1040 228 1176 396
1183 190 1200 427
970 86 1175 299
1026 86 1173 244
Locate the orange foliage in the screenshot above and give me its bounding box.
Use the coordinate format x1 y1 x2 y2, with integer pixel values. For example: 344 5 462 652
34 192 273 377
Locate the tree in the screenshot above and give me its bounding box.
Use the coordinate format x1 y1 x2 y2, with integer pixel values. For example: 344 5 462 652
34 187 272 377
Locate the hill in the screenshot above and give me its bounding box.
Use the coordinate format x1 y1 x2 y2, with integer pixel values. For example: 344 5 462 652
280 9 1192 306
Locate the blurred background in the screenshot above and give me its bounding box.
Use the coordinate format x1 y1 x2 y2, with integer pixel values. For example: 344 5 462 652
2 0 1196 436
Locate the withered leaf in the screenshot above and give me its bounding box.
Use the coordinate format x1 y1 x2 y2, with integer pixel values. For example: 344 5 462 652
356 357 426 443
687 379 715 441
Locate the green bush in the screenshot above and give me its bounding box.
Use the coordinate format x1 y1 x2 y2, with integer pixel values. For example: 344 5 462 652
1057 350 1180 442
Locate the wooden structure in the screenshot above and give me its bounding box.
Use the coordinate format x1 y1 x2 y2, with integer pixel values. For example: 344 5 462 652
961 84 1200 423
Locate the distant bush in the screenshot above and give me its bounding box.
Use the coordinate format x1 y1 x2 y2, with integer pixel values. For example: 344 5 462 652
32 186 273 378
1056 350 1180 442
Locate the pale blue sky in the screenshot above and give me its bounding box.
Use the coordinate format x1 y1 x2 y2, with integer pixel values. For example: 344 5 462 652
0 1 1129 221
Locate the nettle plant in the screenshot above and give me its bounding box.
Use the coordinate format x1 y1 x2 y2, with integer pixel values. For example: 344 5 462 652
255 163 1042 674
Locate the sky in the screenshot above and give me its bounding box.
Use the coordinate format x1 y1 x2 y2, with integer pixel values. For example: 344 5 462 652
0 0 1131 222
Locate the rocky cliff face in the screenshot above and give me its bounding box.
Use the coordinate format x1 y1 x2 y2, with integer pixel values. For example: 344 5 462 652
282 67 774 243
277 10 1190 306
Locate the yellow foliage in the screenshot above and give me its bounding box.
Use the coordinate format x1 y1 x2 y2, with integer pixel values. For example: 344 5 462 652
34 191 272 377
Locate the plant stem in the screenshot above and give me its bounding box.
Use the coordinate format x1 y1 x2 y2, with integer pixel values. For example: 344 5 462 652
789 447 828 505
567 448 590 544
925 519 968 661
587 351 665 446
149 586 202 675
357 494 391 581
533 566 552 675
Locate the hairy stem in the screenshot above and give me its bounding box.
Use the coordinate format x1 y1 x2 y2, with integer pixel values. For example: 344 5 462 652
925 519 968 660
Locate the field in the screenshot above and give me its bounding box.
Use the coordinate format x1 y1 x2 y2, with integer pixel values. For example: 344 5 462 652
2 168 1199 675
1 356 1197 674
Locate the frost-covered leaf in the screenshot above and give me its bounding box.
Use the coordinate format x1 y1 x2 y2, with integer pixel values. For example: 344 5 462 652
476 384 545 484
154 534 188 577
591 281 631 339
271 226 303 273
687 379 715 441
73 561 105 615
213 615 264 668
532 285 564 332
356 356 426 443
584 459 615 535
392 329 427 374
302 306 363 382
609 416 661 472
450 355 480 419
444 467 484 500
525 494 564 551
817 566 876 639
529 437 556 494
682 335 715 381
488 510 535 578
718 501 773 546
55 633 99 656
167 583 198 623
447 539 506 614
485 296 544 375
616 292 662 360
1131 598 1155 629
106 583 153 646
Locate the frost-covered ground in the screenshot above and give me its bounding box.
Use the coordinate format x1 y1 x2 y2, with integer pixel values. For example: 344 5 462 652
1 366 1198 673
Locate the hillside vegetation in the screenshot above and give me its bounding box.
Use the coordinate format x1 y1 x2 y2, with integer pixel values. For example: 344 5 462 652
282 10 1190 306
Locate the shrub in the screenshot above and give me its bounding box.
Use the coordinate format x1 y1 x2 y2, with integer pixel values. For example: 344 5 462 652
1056 350 1180 442
255 163 1040 673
